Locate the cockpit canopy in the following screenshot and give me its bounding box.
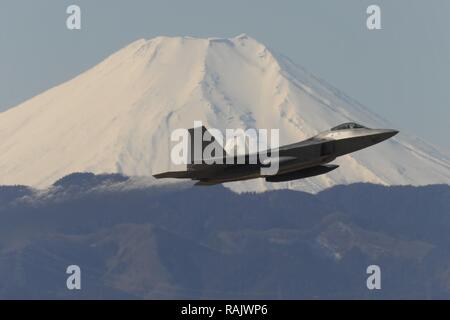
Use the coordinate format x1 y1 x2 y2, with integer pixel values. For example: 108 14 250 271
331 122 367 131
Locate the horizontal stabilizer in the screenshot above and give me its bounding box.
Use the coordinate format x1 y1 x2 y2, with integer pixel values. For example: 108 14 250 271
153 171 191 179
194 180 224 186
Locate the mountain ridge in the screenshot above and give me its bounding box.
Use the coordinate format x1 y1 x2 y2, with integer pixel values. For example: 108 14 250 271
0 176 449 299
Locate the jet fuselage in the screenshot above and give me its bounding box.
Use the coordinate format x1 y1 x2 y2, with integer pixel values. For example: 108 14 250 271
153 123 399 185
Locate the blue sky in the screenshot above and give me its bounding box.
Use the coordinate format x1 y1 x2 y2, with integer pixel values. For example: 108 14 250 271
1 0 449 149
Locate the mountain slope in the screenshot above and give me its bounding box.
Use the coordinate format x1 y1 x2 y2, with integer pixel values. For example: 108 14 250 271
0 34 449 192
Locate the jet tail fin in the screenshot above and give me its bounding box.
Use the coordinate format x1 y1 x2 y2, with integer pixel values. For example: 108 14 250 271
187 125 226 166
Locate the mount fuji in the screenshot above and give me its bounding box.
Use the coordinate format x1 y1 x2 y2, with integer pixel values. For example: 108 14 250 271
1 34 449 193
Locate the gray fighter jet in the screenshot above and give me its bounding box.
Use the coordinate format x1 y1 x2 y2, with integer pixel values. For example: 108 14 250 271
153 123 398 185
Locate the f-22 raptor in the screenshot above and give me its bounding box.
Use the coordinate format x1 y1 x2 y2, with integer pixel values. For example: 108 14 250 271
153 123 398 185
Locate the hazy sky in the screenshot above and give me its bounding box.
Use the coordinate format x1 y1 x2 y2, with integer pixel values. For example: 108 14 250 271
1 0 449 149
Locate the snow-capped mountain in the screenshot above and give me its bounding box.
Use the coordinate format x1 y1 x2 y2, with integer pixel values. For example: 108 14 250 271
0 34 449 193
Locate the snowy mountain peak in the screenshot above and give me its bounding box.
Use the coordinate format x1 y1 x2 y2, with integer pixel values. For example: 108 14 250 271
0 35 449 192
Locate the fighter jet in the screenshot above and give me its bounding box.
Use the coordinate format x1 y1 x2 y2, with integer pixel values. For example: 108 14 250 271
153 122 398 185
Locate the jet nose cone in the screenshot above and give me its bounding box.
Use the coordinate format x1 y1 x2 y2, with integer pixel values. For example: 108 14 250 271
384 129 399 139
372 129 399 143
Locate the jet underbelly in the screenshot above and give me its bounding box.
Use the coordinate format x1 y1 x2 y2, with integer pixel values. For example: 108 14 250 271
272 140 336 176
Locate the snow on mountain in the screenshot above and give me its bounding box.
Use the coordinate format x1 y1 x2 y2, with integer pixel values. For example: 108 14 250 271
0 34 449 193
